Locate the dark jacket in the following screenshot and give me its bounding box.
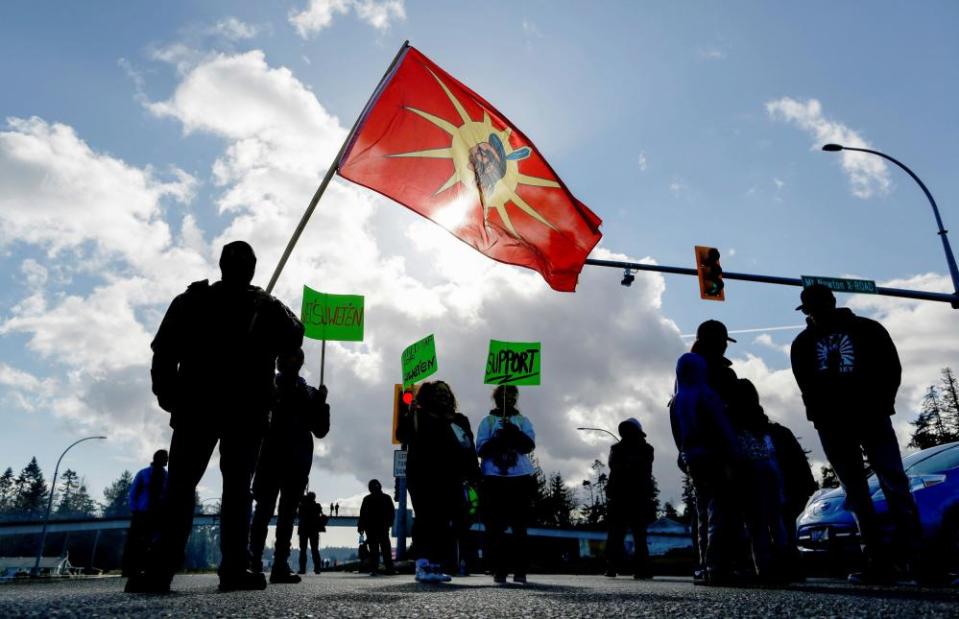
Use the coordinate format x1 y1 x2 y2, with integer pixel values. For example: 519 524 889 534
606 438 654 511
767 422 818 512
297 500 326 536
150 280 303 427
790 308 901 425
358 492 395 535
670 353 740 469
258 374 330 477
690 341 738 406
396 410 479 485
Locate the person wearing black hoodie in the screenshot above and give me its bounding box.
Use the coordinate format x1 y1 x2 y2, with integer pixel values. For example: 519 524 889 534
791 284 920 584
604 418 655 579
249 347 330 584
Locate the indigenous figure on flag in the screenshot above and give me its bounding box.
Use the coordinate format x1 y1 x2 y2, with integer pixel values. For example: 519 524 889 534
338 46 602 292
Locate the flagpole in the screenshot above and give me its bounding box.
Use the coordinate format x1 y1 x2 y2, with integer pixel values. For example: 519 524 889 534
320 339 326 386
265 40 411 295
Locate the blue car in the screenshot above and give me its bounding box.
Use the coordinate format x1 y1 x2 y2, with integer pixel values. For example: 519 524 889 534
796 441 959 575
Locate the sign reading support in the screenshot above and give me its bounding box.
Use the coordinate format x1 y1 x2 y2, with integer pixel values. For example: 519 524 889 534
801 275 877 295
401 334 437 387
484 340 541 385
301 286 365 341
393 449 407 478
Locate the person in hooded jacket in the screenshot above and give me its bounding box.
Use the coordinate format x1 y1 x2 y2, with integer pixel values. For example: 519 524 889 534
358 479 396 575
476 385 536 585
249 347 330 584
123 450 168 577
297 493 325 574
396 380 478 583
729 379 789 583
604 418 655 579
132 241 304 594
791 284 920 584
669 352 740 585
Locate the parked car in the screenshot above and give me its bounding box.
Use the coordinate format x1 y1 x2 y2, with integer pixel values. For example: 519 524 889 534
796 441 959 578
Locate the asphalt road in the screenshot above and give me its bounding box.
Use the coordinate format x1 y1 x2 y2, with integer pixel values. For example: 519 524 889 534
1 572 957 618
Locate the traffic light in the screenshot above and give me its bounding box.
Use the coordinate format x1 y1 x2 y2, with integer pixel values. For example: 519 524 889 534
392 384 415 445
695 245 725 301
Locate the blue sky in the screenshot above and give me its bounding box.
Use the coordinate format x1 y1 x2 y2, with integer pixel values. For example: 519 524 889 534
2 1 958 533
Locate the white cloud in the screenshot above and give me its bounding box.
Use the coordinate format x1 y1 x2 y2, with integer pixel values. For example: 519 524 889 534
698 48 726 61
638 151 648 172
522 18 543 38
766 97 891 199
669 177 687 196
289 0 404 38
212 17 260 40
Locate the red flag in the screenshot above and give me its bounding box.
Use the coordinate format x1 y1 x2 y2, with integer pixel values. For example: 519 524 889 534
337 46 602 292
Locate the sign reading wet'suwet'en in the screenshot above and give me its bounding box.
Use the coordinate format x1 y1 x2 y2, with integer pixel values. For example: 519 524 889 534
301 286 365 341
401 334 437 387
484 340 541 385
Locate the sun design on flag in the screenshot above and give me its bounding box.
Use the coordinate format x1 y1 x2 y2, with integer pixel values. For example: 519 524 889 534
387 67 560 239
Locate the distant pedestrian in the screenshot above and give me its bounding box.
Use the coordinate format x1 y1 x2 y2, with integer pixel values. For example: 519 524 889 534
131 241 304 594
122 449 168 578
791 284 920 584
358 479 396 575
397 380 477 583
604 419 655 579
334 503 339 517
297 492 326 574
477 385 536 585
669 352 740 586
330 502 334 516
729 379 788 583
249 348 330 584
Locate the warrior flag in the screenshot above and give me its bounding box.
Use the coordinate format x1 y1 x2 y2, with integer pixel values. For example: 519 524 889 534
337 46 602 292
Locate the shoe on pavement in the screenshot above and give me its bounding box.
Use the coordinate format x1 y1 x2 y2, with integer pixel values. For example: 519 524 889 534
124 573 171 594
848 568 897 586
604 569 618 578
513 574 527 584
219 570 268 592
693 568 707 586
415 558 437 583
493 574 507 585
269 569 302 584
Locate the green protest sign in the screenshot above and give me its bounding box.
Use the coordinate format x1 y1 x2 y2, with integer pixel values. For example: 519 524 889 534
301 286 365 341
484 340 541 385
402 334 437 387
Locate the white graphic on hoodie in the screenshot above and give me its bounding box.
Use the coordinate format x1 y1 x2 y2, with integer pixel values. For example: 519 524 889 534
816 334 855 374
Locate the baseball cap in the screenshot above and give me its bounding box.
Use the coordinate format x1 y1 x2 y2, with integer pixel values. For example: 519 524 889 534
796 283 836 312
696 319 736 343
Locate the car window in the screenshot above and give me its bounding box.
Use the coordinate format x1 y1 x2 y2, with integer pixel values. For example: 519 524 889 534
906 445 959 475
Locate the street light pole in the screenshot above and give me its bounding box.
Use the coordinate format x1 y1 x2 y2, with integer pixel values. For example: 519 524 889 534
822 144 959 306
576 427 620 442
32 435 106 576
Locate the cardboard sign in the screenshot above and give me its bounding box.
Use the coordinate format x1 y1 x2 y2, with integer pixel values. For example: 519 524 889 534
401 334 437 387
484 340 541 385
301 286 365 341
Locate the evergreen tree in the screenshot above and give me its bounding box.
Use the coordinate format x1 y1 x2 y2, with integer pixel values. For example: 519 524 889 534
101 470 133 517
56 469 81 516
647 474 660 522
662 502 679 520
679 474 696 527
910 386 951 450
70 483 97 517
820 465 839 489
14 457 48 516
0 467 14 514
546 472 577 528
939 367 959 437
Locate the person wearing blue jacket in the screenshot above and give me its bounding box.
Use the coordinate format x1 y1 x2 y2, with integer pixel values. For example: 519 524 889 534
476 385 536 585
669 352 740 585
123 450 168 577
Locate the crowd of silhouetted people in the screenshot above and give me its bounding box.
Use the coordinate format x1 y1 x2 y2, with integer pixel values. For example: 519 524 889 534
122 241 923 593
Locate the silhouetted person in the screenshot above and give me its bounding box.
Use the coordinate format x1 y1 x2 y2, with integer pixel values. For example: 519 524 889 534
298 493 325 574
129 241 304 594
123 449 168 578
670 352 740 586
397 380 478 583
249 348 330 584
729 379 788 583
334 503 339 517
358 479 396 575
477 385 535 585
604 419 655 579
329 502 334 516
791 284 920 584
